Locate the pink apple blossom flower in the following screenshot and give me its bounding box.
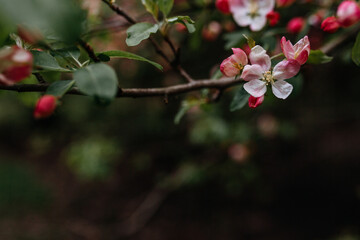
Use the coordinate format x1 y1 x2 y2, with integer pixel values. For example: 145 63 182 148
0 46 33 85
248 95 264 108
336 0 360 27
229 0 275 31
241 45 300 99
280 36 310 65
220 48 248 77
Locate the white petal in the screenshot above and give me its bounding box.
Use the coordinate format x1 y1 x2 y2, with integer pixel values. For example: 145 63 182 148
241 64 263 81
258 0 275 15
243 79 267 97
271 80 293 99
249 45 271 72
249 14 267 31
232 8 252 27
272 60 300 81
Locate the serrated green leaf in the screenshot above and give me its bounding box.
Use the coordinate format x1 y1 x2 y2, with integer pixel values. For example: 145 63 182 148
46 80 75 97
242 34 255 49
31 50 72 72
141 0 159 19
230 86 249 112
157 0 174 17
352 31 360 66
74 63 118 101
126 23 159 47
168 16 196 33
307 50 333 64
97 50 163 70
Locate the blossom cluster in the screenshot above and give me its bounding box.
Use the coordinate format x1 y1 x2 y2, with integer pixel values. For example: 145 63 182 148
220 36 310 108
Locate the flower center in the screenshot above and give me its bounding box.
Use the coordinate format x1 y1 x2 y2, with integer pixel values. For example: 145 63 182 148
262 70 274 85
248 0 259 18
232 62 244 72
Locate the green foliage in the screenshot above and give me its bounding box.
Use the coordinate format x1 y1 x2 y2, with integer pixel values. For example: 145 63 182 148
46 80 75 97
97 50 163 70
0 0 86 43
230 86 250 112
142 0 159 19
158 0 174 17
307 50 333 64
174 98 207 124
351 31 360 66
74 63 118 101
223 31 249 50
126 22 159 46
168 16 196 33
31 50 72 72
243 34 256 49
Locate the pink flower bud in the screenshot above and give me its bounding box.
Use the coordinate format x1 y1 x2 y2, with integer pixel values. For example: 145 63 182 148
34 95 58 119
276 0 295 7
248 95 264 108
216 0 231 14
266 11 280 26
321 16 341 33
0 46 33 85
336 0 360 27
202 21 222 41
287 17 305 34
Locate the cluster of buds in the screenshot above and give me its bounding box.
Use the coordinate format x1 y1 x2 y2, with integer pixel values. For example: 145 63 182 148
220 36 310 108
0 46 33 86
321 0 360 33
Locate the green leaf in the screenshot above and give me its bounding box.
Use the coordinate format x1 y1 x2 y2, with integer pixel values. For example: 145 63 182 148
46 80 75 97
97 50 163 70
307 50 333 64
352 31 360 66
230 86 249 112
168 16 196 33
141 0 159 19
174 98 206 124
242 34 255 49
0 0 86 43
74 63 118 101
157 0 174 17
31 50 71 72
126 23 159 47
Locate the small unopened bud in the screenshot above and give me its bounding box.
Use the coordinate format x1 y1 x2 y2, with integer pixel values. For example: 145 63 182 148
34 95 58 119
336 0 360 27
216 0 230 14
266 11 280 26
248 95 264 108
321 16 340 33
202 21 222 41
287 17 305 34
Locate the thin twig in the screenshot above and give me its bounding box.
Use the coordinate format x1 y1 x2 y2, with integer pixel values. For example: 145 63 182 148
33 73 46 84
78 39 101 63
101 0 136 24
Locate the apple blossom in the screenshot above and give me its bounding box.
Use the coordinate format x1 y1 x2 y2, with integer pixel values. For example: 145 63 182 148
216 0 231 14
248 95 264 108
0 46 33 86
321 16 341 33
229 0 275 31
34 95 58 119
220 48 248 77
242 45 300 99
336 0 360 27
287 17 305 34
266 10 280 26
280 36 310 65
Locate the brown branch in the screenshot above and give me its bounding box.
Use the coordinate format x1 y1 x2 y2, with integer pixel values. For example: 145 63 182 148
101 0 136 24
33 73 46 84
0 77 241 98
78 39 101 63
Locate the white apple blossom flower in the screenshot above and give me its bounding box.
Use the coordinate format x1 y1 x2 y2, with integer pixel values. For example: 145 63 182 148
229 0 275 31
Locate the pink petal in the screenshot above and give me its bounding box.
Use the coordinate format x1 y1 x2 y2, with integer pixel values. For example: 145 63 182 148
272 59 300 81
243 79 267 97
271 80 293 99
220 56 240 77
241 64 264 81
248 95 265 108
249 45 271 71
232 48 248 65
280 36 295 60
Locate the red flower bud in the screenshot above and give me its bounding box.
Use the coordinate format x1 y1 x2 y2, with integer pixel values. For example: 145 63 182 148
216 0 231 14
287 17 305 34
34 95 58 119
276 0 295 7
0 46 33 85
337 0 360 27
266 11 280 26
321 16 340 33
248 95 264 108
